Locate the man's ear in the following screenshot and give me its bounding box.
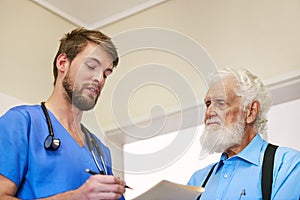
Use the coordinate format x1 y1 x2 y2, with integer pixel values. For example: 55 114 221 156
56 53 69 73
246 100 260 124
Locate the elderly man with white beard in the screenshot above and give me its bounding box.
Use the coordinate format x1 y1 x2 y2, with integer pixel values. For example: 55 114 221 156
187 68 300 200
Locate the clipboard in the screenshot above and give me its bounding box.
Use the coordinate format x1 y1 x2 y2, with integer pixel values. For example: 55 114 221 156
131 180 204 200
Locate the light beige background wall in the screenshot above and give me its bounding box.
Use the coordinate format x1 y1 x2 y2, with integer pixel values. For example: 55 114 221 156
0 0 75 103
1 0 300 133
102 0 300 133
1 0 300 179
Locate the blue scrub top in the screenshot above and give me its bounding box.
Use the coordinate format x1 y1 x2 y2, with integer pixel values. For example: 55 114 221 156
0 105 124 199
187 134 300 200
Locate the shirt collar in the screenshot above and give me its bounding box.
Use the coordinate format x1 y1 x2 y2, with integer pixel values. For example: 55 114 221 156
217 134 266 170
237 134 266 165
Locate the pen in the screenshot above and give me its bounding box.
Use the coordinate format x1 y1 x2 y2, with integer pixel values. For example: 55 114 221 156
239 189 246 200
85 168 133 190
86 168 105 175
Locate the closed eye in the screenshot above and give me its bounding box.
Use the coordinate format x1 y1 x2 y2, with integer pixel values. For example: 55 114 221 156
86 64 96 70
85 58 100 70
85 61 97 70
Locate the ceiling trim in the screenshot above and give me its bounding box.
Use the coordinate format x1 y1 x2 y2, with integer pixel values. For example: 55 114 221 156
32 0 167 29
90 0 167 29
32 0 87 27
264 69 300 105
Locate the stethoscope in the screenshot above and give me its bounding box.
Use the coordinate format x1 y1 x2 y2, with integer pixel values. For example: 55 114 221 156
40 102 108 175
41 102 61 150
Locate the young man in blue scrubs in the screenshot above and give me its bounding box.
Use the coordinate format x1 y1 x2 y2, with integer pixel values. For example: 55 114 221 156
188 68 300 199
0 28 126 199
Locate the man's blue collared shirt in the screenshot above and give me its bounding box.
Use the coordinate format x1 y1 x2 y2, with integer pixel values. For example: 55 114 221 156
187 134 300 200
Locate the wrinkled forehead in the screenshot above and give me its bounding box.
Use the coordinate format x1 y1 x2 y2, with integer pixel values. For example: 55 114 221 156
205 77 238 101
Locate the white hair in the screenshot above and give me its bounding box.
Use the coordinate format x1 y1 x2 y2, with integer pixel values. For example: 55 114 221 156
209 67 271 137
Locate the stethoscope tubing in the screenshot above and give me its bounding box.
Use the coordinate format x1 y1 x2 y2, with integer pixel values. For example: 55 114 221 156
41 102 107 174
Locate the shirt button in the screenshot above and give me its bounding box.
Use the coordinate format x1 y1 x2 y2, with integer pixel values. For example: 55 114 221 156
224 174 228 178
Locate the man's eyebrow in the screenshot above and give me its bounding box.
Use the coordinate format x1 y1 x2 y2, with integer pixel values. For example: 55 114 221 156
86 57 101 65
204 97 226 103
213 98 226 101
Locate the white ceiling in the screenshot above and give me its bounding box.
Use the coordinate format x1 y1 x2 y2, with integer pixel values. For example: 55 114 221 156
32 0 167 29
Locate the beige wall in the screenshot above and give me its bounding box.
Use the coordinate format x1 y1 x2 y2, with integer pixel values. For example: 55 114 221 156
1 0 300 132
1 0 300 181
102 0 300 77
0 0 75 103
101 0 300 131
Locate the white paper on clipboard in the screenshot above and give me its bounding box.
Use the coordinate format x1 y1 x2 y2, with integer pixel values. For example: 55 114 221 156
131 180 204 200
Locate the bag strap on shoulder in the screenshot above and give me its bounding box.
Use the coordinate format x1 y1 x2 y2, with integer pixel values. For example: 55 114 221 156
196 163 217 200
201 163 217 188
262 143 278 200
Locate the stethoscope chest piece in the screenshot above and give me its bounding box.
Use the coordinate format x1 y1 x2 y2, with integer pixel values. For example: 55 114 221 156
44 134 61 151
41 102 61 151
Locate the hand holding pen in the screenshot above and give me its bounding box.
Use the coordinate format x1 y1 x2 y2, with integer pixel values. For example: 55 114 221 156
69 169 126 200
86 168 133 190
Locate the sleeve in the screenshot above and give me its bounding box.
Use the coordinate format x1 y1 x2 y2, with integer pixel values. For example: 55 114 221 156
0 109 30 187
272 147 300 200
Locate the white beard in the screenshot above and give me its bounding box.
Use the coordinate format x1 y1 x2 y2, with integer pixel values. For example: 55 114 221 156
199 117 245 159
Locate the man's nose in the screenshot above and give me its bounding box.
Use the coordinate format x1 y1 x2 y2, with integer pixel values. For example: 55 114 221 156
93 71 105 83
205 104 217 120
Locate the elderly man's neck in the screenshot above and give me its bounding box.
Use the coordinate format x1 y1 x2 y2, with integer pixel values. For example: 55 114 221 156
225 130 257 158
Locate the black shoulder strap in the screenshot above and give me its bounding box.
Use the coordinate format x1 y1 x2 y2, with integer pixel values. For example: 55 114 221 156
196 143 278 200
201 163 217 187
262 143 278 200
196 163 217 200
